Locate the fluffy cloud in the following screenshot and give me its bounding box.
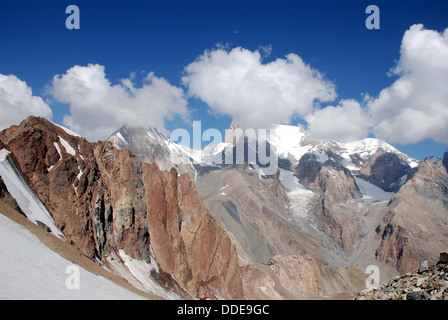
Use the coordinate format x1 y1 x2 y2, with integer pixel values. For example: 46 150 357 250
368 24 448 144
306 24 448 144
306 99 371 142
182 46 336 129
50 64 188 141
0 74 53 130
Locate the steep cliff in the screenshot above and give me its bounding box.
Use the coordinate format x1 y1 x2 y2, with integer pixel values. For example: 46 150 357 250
0 116 244 299
375 158 448 273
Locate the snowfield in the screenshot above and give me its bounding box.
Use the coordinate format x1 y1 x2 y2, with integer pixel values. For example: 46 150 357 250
0 213 146 300
354 176 395 202
0 149 63 238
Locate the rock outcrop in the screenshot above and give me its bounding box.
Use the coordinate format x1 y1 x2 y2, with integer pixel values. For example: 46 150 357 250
440 251 448 264
0 175 24 216
359 152 411 193
355 259 448 300
293 152 363 253
443 150 448 173
240 254 367 300
0 116 244 299
374 158 448 273
240 255 325 300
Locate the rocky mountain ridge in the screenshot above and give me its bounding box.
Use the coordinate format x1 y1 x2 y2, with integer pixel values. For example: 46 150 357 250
108 119 448 299
0 116 244 299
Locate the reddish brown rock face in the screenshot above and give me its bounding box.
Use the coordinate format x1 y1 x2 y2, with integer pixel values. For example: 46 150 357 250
141 163 243 298
375 159 448 274
0 116 244 299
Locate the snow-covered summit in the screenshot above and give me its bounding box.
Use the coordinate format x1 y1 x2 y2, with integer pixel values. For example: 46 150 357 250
268 124 311 160
109 122 419 180
108 122 420 200
264 124 419 170
337 138 419 169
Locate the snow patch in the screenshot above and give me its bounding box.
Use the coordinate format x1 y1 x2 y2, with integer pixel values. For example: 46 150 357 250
354 176 395 202
76 165 83 180
78 145 84 160
54 142 62 159
73 165 83 196
52 122 81 137
117 250 181 300
116 131 128 145
0 149 63 238
0 214 144 300
397 174 408 186
313 150 329 163
408 159 419 168
146 128 156 141
340 156 359 171
278 168 302 193
59 136 76 157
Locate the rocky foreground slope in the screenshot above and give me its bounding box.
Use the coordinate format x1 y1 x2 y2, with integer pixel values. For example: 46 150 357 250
356 252 448 300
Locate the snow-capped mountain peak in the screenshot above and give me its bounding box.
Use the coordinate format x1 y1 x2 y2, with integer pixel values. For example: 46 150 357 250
338 138 419 169
109 122 420 193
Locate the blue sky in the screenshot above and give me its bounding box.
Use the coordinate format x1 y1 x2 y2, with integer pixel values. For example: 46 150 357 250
0 0 448 160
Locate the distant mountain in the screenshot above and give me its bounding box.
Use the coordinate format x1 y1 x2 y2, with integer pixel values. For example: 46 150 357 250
108 120 448 299
109 121 419 187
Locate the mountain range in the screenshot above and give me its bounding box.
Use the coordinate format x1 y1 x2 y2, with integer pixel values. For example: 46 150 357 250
1 116 448 299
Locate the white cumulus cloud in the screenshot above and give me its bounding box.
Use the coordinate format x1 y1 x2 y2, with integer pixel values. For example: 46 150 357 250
368 24 448 144
0 74 53 130
306 99 371 142
50 64 189 141
182 46 336 129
